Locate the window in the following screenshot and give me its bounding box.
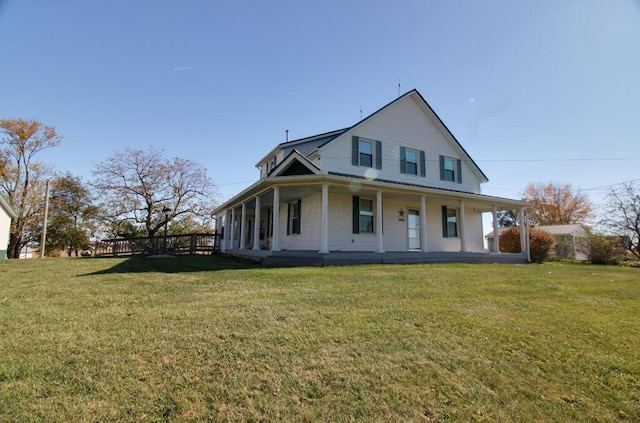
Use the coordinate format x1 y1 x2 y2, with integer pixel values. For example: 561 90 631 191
441 206 458 238
352 136 382 169
440 155 462 183
359 139 373 167
400 147 426 177
359 198 374 233
444 157 455 181
287 199 301 235
405 149 418 175
352 196 375 234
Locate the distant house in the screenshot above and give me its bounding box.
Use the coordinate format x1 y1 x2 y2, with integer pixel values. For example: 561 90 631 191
0 195 17 259
213 89 532 266
486 224 590 260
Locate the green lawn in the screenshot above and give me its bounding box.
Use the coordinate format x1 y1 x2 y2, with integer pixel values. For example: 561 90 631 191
0 256 638 422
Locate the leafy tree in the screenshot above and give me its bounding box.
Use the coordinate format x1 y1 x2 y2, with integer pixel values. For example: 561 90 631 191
522 182 594 226
0 118 61 258
600 182 640 259
497 210 518 227
92 147 219 238
45 173 99 256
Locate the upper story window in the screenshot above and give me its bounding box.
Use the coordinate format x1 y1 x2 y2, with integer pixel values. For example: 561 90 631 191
270 156 277 172
440 155 462 184
405 149 418 175
444 157 455 181
359 139 373 167
400 147 426 177
352 136 382 169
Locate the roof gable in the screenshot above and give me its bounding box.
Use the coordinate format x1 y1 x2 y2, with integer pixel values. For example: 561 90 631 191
269 149 320 177
318 89 489 183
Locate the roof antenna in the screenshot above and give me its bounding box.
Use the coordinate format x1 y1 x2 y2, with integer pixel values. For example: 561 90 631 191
285 129 289 142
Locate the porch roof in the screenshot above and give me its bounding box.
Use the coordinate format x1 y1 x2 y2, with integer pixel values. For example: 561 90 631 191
212 173 531 214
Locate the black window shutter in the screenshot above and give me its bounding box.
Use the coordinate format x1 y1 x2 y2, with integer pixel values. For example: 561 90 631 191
439 155 445 180
352 136 359 166
456 159 462 184
420 150 426 177
375 141 382 169
400 146 406 174
286 202 291 235
441 205 448 238
352 196 360 234
296 199 302 234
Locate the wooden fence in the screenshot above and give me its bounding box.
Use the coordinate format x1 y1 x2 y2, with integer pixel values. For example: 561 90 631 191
96 233 219 257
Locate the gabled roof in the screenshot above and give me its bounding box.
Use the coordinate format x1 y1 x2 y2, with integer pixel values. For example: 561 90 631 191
268 149 320 177
316 89 489 182
254 89 489 183
0 194 17 219
255 128 348 168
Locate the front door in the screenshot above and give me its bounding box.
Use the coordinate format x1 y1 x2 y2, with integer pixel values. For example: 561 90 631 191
408 209 420 250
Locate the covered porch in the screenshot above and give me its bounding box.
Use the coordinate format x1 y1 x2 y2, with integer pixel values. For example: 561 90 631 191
213 174 531 266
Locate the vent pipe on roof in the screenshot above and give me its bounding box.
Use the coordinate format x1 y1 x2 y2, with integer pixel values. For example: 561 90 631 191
286 129 289 142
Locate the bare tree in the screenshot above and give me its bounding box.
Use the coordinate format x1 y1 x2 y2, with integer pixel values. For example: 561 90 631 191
0 118 61 258
600 182 640 259
522 182 594 226
92 147 219 238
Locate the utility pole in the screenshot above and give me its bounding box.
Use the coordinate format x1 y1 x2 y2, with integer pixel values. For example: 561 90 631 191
40 180 51 258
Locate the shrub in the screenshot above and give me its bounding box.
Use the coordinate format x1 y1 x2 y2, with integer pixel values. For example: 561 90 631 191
529 228 555 263
589 234 619 265
499 227 555 263
499 227 522 253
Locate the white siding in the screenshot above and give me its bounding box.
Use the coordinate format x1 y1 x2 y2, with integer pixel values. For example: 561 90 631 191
278 192 321 251
319 95 483 193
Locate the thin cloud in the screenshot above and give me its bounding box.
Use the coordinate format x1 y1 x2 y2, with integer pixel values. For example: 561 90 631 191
172 66 195 71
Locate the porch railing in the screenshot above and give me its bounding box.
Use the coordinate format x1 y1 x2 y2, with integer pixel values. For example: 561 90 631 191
95 233 220 257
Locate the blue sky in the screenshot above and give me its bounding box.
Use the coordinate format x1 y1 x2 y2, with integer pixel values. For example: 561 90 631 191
1 0 639 224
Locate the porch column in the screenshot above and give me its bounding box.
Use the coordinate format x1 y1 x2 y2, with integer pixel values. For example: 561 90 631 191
319 183 329 253
420 195 428 252
519 208 527 253
492 205 500 253
253 195 261 251
376 190 384 253
222 211 229 252
239 202 247 250
459 200 467 252
230 207 236 249
271 187 281 251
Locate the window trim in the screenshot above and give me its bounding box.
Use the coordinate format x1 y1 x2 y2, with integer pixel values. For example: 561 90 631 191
352 136 382 169
440 155 462 183
287 199 301 235
441 205 458 238
352 196 376 234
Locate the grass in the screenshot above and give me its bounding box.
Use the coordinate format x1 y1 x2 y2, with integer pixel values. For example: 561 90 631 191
0 256 638 422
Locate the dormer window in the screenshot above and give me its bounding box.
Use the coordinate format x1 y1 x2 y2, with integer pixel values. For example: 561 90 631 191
270 156 277 171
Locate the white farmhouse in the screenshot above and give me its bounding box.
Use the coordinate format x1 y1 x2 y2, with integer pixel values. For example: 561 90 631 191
0 194 17 259
213 89 531 266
